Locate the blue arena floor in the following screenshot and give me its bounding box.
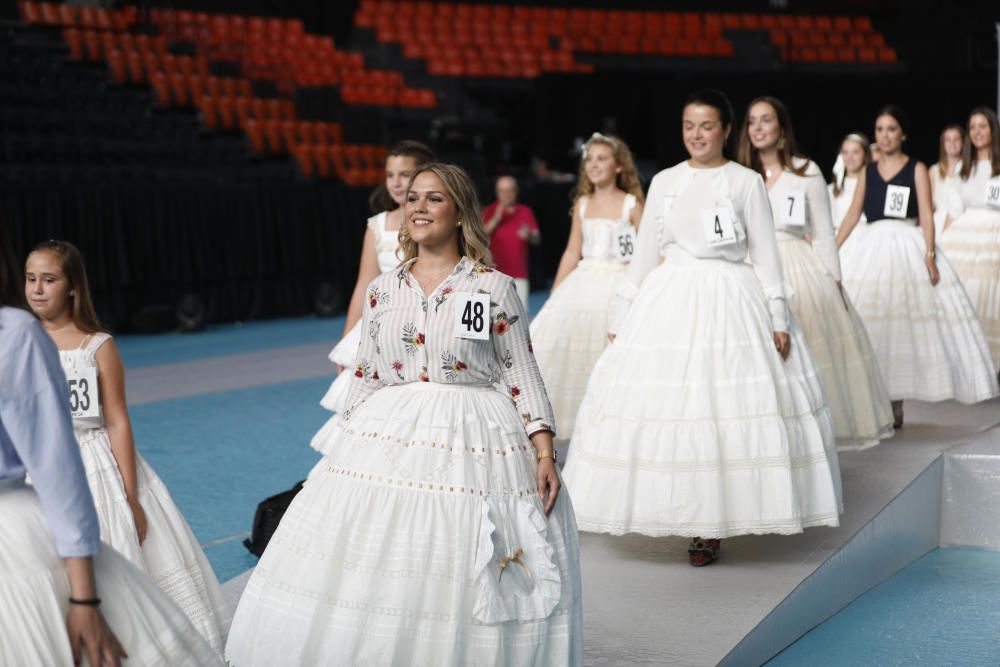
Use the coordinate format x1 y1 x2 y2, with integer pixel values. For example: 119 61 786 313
768 548 1000 666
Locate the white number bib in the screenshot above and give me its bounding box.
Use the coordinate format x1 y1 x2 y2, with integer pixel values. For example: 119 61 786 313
883 184 911 218
614 221 636 262
701 207 737 247
985 177 1000 210
454 292 490 340
781 190 806 227
66 367 100 419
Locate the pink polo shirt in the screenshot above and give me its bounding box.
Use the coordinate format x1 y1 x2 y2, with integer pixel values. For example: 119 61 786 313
483 202 538 279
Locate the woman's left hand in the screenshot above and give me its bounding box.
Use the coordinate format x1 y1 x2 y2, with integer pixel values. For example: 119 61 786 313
536 459 560 516
773 331 791 360
925 255 940 286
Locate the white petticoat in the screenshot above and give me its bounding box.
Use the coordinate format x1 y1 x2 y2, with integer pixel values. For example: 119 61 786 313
562 249 843 539
939 208 1000 368
0 480 222 666
529 259 625 442
317 321 363 420
777 238 894 451
227 383 583 667
76 428 230 654
840 219 999 403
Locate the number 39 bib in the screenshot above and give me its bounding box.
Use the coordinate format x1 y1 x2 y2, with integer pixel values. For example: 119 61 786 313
883 184 911 219
454 292 490 340
65 367 100 419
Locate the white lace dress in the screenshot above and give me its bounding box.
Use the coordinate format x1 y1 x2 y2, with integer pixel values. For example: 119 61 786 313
563 162 843 538
318 211 402 421
939 159 1000 367
60 333 230 655
529 194 636 441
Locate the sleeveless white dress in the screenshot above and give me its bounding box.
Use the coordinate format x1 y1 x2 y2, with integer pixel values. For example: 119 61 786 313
930 161 963 235
939 159 1000 368
60 333 230 655
828 176 864 231
564 162 842 538
529 194 636 441
319 211 401 419
768 161 893 451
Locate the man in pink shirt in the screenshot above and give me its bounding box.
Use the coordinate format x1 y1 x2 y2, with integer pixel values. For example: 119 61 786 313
483 175 541 308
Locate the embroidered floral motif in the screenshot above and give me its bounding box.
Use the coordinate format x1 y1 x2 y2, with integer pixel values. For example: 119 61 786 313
510 386 521 399
367 286 388 309
471 265 495 277
441 351 468 381
498 348 513 369
396 266 411 289
419 366 429 382
391 360 405 381
353 360 372 380
433 285 455 312
526 335 534 354
372 370 380 381
402 322 425 355
492 310 520 336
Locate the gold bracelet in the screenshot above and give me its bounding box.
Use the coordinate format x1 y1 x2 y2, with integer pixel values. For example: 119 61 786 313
926 249 936 259
536 449 556 462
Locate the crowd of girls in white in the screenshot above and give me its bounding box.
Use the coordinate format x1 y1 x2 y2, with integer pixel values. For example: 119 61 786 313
3 91 998 666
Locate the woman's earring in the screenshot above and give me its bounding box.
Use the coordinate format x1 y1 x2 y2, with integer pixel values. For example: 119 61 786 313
457 220 462 227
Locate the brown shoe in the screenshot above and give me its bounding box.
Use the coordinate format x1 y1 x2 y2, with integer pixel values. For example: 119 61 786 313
688 537 720 567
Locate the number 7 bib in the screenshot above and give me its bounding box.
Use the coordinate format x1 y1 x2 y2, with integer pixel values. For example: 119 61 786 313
454 292 490 340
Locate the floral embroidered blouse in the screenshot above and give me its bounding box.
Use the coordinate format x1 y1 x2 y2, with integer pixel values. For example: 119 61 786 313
342 256 556 437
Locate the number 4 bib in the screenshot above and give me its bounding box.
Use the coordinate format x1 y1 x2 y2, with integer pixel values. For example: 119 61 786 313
454 292 490 340
701 206 737 247
66 367 100 419
884 184 911 218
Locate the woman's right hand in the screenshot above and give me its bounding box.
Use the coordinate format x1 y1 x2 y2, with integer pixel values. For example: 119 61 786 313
67 605 127 667
607 333 616 343
335 364 344 374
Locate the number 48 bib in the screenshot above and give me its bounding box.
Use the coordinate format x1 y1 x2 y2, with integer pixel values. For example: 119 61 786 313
454 292 490 340
66 367 100 419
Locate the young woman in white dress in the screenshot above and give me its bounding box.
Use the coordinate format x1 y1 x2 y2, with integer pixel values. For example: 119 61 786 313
1 231 222 667
836 106 998 427
828 132 870 230
227 163 583 666
738 96 894 451
320 140 436 417
25 240 230 656
930 124 965 234
562 90 842 567
529 132 644 444
939 107 1000 370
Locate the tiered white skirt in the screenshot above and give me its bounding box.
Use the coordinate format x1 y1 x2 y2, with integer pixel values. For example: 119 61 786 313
76 428 230 654
529 259 625 441
939 208 1000 368
777 239 894 451
0 480 222 666
227 383 583 666
840 219 999 403
562 250 843 538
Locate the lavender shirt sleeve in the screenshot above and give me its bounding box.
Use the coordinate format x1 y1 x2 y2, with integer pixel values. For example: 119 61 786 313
0 312 101 558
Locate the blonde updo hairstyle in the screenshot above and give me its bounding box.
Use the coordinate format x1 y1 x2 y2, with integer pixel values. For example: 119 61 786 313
397 163 495 267
571 133 645 214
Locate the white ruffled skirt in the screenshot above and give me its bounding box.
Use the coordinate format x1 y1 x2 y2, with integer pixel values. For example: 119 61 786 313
76 428 229 654
226 383 583 667
840 219 999 403
529 259 624 441
777 238 894 451
562 249 843 539
939 208 1000 368
317 321 362 424
0 480 223 666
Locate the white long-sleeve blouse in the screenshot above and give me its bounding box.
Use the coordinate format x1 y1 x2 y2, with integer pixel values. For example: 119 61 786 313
342 256 556 437
612 160 792 333
767 159 843 281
